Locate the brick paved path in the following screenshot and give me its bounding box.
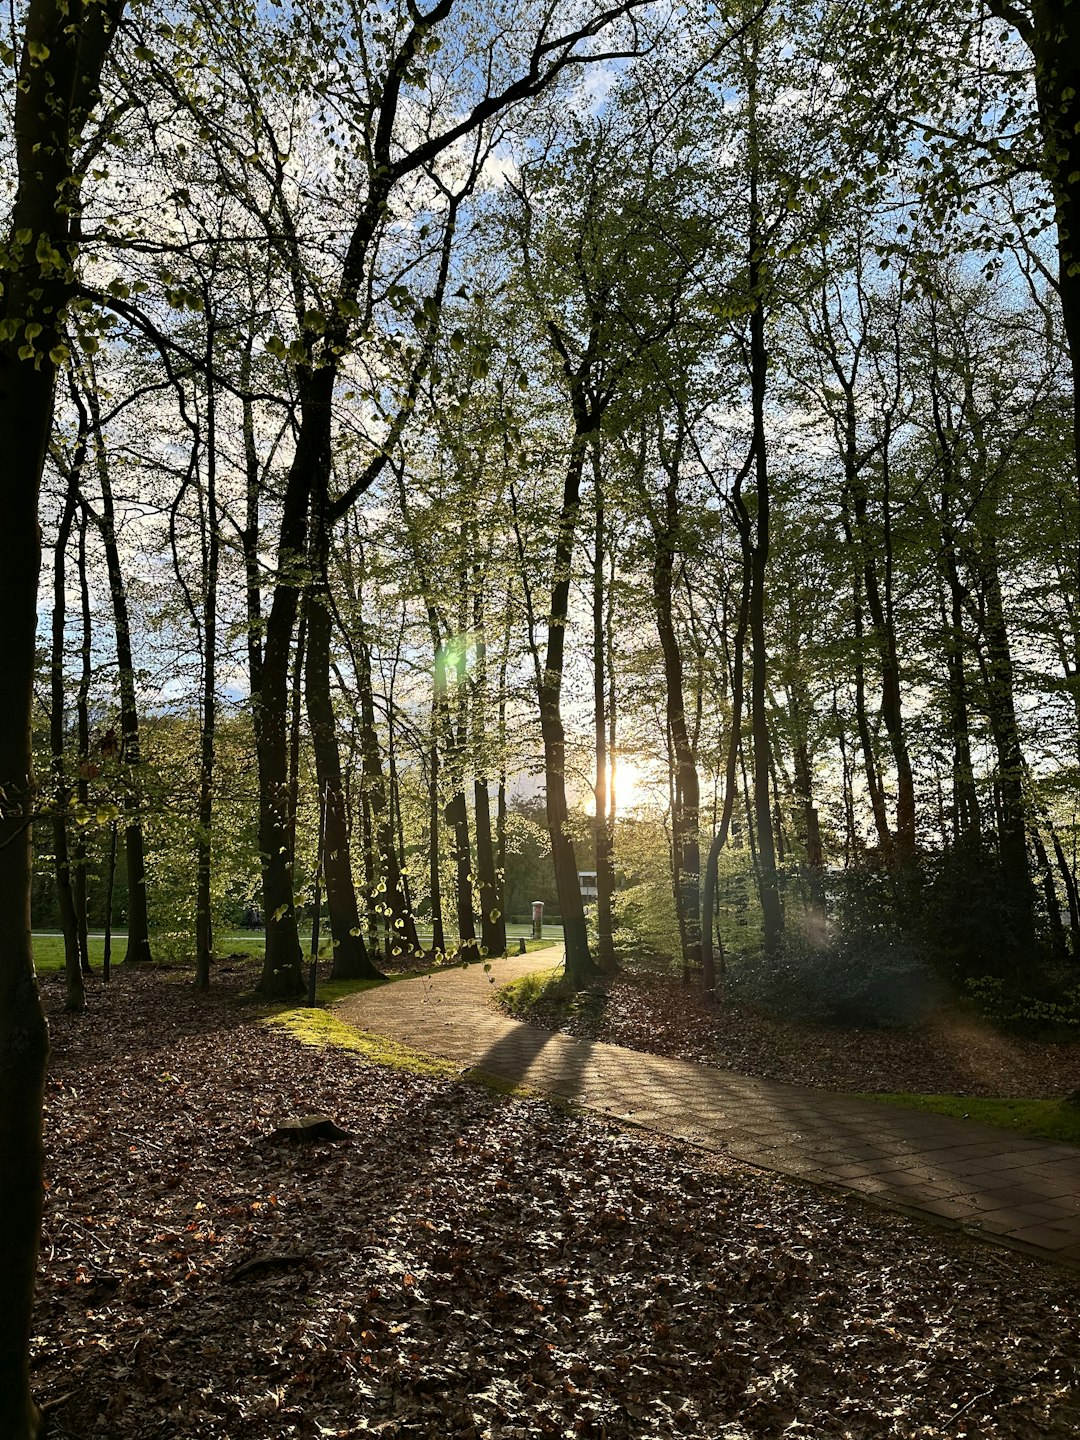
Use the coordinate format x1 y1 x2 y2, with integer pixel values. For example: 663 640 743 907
335 948 1080 1268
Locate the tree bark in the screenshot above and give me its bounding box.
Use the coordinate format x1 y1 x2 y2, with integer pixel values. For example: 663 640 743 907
975 530 1035 953
1 0 125 1428
195 340 220 991
472 585 506 958
651 432 701 978
50 472 85 1012
357 620 420 960
746 172 783 957
305 534 382 981
74 508 92 974
540 426 600 986
592 447 617 970
84 380 152 966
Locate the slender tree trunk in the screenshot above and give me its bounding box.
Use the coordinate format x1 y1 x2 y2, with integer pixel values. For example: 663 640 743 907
427 702 446 957
789 675 825 920
84 384 152 967
653 528 701 976
847 558 891 851
50 475 85 1012
976 531 1035 953
942 540 982 844
74 509 92 974
851 430 916 860
195 350 220 991
540 427 599 985
305 521 382 980
357 622 420 958
746 172 783 957
592 448 616 969
472 585 505 958
361 785 379 950
702 539 751 991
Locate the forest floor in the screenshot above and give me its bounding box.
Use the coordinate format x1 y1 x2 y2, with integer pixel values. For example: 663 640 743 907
33 961 1080 1438
498 966 1080 1101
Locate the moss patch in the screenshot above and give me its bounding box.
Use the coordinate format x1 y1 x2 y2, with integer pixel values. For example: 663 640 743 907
498 967 562 1013
860 1092 1080 1147
263 1006 459 1078
497 966 607 1031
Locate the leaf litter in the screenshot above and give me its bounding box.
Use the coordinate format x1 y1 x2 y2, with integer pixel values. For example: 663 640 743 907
34 964 1080 1438
508 972 1080 1099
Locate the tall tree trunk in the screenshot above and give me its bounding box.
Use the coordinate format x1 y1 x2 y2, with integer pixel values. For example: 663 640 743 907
1 0 125 1428
850 424 916 860
357 622 420 959
74 508 92 974
992 2 1080 488
50 472 85 1013
651 436 701 978
445 632 478 961
975 530 1035 953
427 699 446 957
788 672 825 921
84 381 152 967
472 583 506 958
592 447 616 970
746 159 783 957
305 520 381 981
540 426 599 985
702 538 751 991
253 368 337 998
942 536 982 845
195 346 220 991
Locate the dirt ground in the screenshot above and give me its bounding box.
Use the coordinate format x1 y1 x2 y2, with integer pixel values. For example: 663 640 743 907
509 969 1080 1098
33 964 1080 1438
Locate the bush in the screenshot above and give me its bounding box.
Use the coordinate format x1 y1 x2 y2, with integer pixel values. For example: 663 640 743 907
964 975 1080 1031
729 925 938 1028
915 842 1036 985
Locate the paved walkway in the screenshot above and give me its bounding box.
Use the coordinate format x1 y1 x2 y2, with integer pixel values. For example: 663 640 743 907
335 948 1080 1269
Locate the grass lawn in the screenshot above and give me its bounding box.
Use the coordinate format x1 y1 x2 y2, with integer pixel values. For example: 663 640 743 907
862 1091 1080 1148
32 928 561 974
30 932 266 971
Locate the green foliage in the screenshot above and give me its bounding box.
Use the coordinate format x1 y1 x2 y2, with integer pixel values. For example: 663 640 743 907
610 815 680 967
497 965 564 1014
729 924 937 1028
963 976 1080 1032
915 843 1041 985
496 967 606 1029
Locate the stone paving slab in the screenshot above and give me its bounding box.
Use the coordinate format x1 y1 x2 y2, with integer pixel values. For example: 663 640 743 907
334 947 1080 1268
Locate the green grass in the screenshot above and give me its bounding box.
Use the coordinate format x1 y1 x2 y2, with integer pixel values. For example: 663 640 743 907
860 1092 1080 1148
262 1005 460 1078
496 965 609 1032
32 933 131 971
498 966 566 1015
263 1000 549 1102
32 928 560 974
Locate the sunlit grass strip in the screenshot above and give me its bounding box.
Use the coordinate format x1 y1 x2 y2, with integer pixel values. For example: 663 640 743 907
495 966 566 1016
263 1005 460 1078
859 1092 1080 1148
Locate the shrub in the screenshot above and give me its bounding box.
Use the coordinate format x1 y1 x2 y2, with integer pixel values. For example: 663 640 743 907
729 925 937 1028
964 975 1080 1031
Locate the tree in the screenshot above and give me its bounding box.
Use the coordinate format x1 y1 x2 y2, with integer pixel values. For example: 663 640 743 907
1 1 127 1432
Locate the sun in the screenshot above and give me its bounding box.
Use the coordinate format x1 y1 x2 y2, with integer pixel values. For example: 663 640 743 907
611 757 644 813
